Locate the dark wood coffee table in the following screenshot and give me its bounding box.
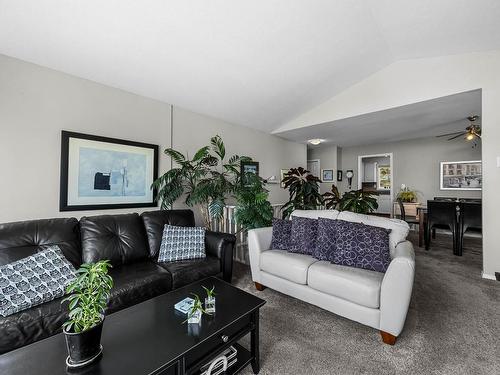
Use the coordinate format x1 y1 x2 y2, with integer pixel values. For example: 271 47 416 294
0 277 265 375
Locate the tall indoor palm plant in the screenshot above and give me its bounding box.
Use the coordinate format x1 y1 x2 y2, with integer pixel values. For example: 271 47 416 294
152 135 253 229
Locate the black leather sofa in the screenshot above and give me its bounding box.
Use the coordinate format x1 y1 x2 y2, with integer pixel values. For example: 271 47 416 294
0 209 235 354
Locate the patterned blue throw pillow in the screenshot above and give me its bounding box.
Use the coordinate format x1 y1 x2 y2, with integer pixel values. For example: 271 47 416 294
0 245 77 317
158 225 206 262
270 218 292 250
314 217 339 261
289 217 318 255
332 220 392 273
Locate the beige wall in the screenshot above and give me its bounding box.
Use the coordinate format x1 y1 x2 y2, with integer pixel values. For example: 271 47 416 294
280 51 500 278
0 54 171 222
307 145 338 194
0 54 306 225
338 136 482 201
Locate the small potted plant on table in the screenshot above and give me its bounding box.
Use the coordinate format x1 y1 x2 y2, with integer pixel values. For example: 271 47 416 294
62 260 113 369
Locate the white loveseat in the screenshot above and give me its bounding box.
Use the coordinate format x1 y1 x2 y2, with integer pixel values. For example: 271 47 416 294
248 210 415 344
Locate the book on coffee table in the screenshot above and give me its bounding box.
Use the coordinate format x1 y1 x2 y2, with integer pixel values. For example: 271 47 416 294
174 297 195 314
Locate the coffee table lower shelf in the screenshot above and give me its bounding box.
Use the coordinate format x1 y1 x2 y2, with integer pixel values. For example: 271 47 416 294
192 343 252 375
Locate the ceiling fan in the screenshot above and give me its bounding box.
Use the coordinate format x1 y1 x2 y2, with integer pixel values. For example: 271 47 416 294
436 115 482 142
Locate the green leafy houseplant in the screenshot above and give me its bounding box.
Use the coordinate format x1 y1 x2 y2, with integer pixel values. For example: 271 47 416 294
63 261 113 333
184 293 207 324
234 172 274 231
281 167 323 219
338 189 378 214
152 135 252 229
62 260 113 367
397 184 417 202
322 185 341 209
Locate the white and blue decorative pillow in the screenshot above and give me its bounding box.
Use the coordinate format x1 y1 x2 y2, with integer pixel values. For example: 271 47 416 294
0 245 77 317
157 225 206 263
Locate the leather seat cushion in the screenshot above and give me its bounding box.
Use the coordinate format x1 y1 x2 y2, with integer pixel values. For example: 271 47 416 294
260 250 318 285
0 297 68 354
308 261 384 308
158 256 221 289
107 261 172 313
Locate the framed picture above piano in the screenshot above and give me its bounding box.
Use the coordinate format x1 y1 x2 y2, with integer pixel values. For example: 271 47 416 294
440 160 482 191
60 131 159 211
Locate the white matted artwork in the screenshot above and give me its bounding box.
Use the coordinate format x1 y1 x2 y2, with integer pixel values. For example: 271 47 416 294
60 131 158 211
440 160 482 191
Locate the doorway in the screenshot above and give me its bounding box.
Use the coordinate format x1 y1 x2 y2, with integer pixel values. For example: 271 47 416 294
307 159 321 179
357 153 394 216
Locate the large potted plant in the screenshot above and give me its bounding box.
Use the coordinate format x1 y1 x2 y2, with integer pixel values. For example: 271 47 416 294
152 135 252 229
62 260 113 368
338 189 378 214
281 167 323 218
234 172 273 231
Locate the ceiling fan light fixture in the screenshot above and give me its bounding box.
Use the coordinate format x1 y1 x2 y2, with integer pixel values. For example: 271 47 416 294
466 133 475 141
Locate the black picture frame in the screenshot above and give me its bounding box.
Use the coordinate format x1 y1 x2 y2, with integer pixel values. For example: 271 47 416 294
240 161 259 186
60 131 159 211
337 170 343 182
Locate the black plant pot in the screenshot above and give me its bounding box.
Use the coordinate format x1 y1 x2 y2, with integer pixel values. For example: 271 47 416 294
64 320 104 368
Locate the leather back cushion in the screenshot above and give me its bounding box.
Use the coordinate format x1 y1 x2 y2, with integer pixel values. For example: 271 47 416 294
141 210 195 258
80 213 149 266
0 218 81 267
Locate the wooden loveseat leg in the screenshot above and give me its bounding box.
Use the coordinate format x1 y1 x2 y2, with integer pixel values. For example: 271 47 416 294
380 331 397 345
254 282 266 291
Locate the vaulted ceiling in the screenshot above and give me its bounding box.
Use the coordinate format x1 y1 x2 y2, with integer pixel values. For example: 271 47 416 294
1 1 499 132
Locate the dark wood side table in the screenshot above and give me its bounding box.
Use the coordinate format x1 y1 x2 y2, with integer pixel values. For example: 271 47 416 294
0 277 266 375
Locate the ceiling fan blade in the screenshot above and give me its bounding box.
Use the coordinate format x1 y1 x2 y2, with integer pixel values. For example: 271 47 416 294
436 131 464 137
448 133 465 141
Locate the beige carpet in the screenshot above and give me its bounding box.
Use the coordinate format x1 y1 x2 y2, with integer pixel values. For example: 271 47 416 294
234 232 500 375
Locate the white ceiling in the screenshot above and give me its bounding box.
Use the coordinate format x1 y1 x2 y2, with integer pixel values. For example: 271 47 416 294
276 90 482 147
0 1 499 132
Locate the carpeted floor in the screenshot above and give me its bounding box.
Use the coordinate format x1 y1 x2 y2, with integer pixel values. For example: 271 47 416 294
234 232 500 375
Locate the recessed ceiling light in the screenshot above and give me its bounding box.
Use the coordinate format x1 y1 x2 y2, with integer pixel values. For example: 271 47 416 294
308 138 324 145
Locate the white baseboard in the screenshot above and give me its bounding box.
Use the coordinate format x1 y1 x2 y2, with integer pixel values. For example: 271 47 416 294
481 271 497 281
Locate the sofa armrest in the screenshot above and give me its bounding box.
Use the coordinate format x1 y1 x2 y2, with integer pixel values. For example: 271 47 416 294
248 227 273 283
379 240 415 337
205 231 236 283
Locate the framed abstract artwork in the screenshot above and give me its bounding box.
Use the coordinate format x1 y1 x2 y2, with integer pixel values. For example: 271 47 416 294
440 160 482 190
60 131 159 211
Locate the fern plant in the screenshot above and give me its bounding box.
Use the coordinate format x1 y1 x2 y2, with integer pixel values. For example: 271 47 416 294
62 261 113 333
281 167 323 219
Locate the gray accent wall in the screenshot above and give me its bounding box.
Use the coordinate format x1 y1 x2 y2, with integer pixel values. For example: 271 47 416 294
0 54 305 224
337 136 482 201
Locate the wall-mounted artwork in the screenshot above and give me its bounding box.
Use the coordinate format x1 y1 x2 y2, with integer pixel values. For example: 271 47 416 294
322 169 334 182
440 160 482 191
60 131 158 211
280 169 288 188
240 161 259 186
377 166 391 190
